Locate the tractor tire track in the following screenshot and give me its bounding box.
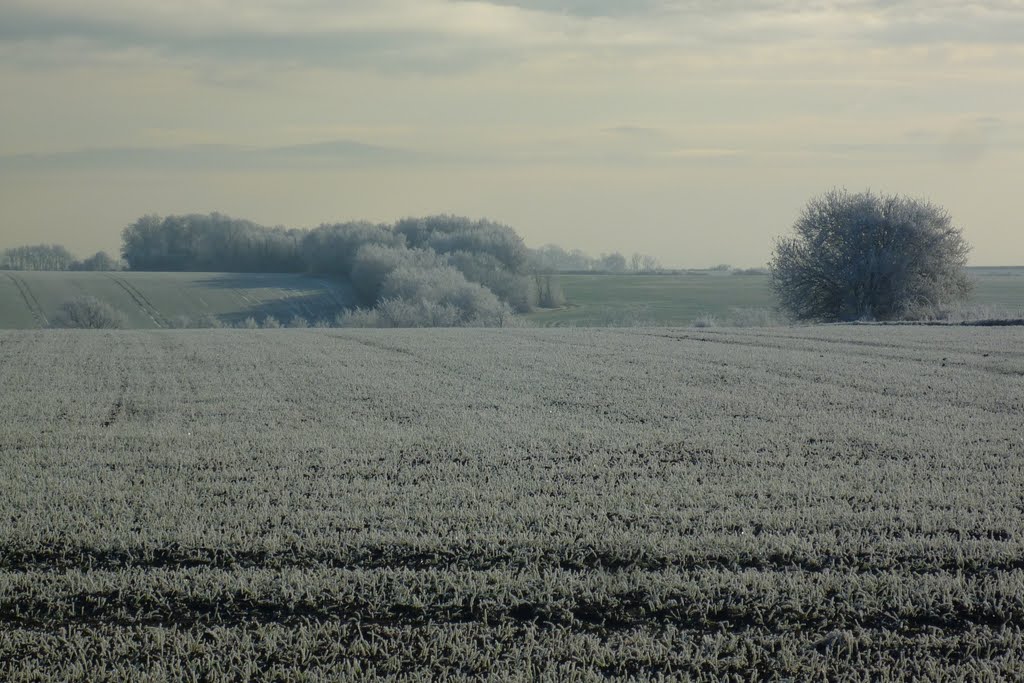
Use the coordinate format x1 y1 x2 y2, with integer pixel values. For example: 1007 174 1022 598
107 275 168 328
101 368 129 428
6 273 48 327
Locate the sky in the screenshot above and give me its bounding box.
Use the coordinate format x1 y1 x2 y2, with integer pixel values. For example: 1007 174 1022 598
1 1 1022 267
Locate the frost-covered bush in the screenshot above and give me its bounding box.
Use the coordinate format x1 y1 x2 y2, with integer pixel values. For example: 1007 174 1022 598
338 264 512 327
446 251 535 313
349 245 444 306
691 314 718 328
770 190 972 321
55 296 125 329
335 307 380 328
380 265 507 324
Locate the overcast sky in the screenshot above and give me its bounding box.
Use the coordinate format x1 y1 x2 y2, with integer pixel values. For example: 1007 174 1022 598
1 0 1022 266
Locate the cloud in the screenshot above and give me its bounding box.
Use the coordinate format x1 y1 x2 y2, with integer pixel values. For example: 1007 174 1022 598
0 0 587 74
602 126 668 139
4 1 1020 77
0 139 416 171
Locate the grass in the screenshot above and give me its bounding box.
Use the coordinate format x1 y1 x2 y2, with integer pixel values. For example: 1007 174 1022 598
525 272 777 326
0 271 353 329
1 326 1023 680
525 267 1024 326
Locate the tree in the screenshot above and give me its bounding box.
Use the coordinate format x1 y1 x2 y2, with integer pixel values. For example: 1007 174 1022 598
600 252 627 273
770 189 972 321
1 244 76 270
71 251 121 271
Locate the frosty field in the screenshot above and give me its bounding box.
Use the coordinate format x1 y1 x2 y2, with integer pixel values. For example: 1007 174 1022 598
1 326 1023 680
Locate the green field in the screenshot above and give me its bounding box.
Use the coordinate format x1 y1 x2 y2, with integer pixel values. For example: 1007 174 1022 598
2 326 1023 680
525 268 1024 326
0 271 353 329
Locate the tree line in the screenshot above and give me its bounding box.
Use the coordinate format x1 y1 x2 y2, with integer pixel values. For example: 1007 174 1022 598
1 244 122 272
527 244 661 273
118 212 561 326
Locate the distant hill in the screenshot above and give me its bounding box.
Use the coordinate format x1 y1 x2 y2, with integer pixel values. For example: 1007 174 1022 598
0 271 354 329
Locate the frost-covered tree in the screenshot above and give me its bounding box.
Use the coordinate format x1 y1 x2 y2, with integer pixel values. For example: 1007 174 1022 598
770 189 972 321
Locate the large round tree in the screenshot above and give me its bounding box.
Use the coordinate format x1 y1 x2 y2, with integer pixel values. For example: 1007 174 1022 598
770 189 972 321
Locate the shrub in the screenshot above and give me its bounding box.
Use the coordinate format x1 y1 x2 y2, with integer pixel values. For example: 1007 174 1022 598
288 314 309 328
534 274 565 309
336 307 381 328
239 317 259 329
261 315 282 329
770 189 972 321
55 296 125 329
199 314 225 329
349 245 443 306
446 251 535 313
380 264 507 324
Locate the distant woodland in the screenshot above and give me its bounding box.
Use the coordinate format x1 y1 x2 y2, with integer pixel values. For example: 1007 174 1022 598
0 244 121 272
2 213 671 326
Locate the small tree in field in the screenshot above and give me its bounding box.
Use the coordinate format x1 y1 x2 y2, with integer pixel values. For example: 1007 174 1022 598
770 189 972 321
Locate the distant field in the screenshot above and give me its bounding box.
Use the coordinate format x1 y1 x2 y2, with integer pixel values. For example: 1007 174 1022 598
2 268 1023 330
1 326 1022 680
526 267 1024 326
0 271 353 329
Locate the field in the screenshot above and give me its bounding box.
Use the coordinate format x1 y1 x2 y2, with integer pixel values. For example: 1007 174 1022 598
525 268 1024 326
0 271 353 329
3 268 1024 331
1 326 1023 680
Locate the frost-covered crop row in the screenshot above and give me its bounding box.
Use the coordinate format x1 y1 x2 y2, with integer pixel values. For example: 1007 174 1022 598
0 326 1022 680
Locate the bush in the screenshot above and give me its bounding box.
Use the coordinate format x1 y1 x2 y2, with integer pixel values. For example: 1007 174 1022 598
446 251 535 313
336 307 381 328
288 314 309 328
534 274 565 308
690 308 787 328
339 297 510 328
56 296 125 329
770 189 972 321
380 264 507 324
349 245 443 306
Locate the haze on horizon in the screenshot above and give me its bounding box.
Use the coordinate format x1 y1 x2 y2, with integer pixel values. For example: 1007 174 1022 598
1 0 1022 268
